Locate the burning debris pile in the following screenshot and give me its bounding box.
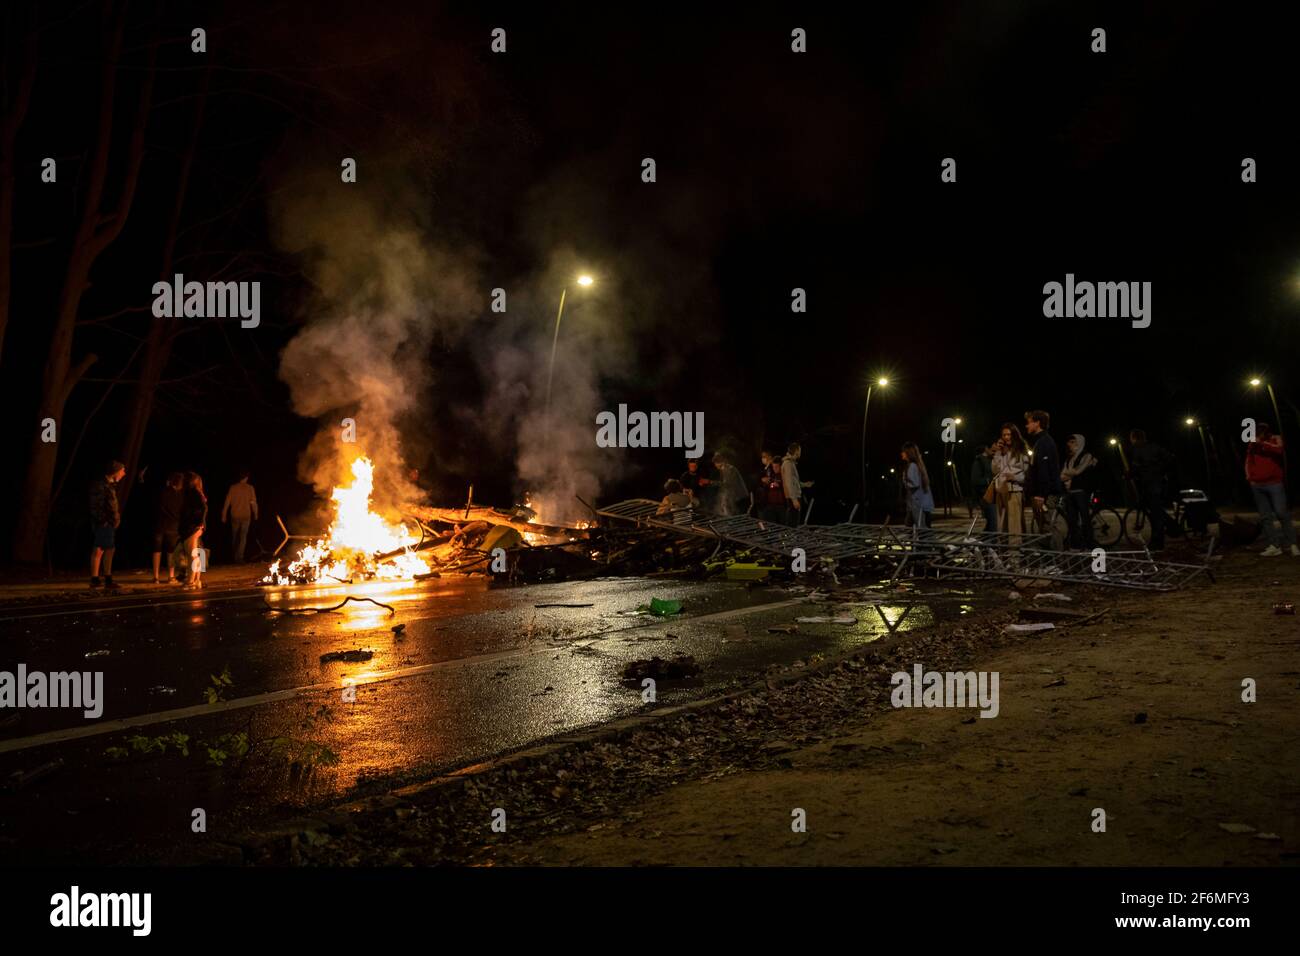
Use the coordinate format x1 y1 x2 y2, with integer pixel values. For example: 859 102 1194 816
265 457 430 586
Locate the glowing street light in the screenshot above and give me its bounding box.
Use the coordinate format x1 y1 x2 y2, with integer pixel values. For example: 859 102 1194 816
861 374 891 510
577 274 594 287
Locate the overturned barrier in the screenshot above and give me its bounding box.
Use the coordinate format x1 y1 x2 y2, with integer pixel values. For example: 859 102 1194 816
595 499 1212 591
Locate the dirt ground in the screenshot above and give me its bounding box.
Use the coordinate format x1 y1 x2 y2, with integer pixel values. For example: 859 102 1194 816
485 552 1300 867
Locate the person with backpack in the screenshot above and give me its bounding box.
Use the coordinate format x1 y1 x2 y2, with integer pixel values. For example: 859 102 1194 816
1246 422 1298 557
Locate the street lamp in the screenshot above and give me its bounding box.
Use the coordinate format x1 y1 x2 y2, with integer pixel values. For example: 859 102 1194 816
545 274 595 421
1184 417 1212 491
860 377 889 510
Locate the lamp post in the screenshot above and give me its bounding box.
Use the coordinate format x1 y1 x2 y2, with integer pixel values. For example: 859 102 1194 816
1185 417 1212 493
860 377 889 511
545 274 594 424
1109 436 1134 507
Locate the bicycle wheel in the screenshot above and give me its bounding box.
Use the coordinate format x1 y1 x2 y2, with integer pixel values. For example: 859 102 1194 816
1091 508 1123 547
1123 508 1151 545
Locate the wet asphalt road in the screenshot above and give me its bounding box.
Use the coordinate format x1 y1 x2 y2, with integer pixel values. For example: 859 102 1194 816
0 574 984 863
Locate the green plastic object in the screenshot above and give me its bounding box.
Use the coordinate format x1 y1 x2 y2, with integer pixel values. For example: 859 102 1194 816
648 597 683 616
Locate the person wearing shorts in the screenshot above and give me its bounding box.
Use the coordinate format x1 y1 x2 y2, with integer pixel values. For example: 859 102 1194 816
90 460 126 589
152 472 185 583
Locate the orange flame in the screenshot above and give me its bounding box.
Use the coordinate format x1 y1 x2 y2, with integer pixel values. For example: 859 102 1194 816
265 457 430 585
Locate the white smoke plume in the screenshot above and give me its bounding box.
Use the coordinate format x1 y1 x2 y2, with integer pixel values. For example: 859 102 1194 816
272 177 480 519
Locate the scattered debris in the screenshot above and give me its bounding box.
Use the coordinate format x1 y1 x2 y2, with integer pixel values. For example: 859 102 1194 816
1008 591 1021 601
1043 676 1067 688
320 649 375 664
84 649 112 658
646 598 683 616
148 686 177 696
1217 822 1257 835
767 625 799 634
1134 712 1148 724
265 595 396 617
621 655 701 684
1272 602 1294 615
1256 832 1282 841
534 603 595 608
5 759 64 792
1005 622 1055 633
1034 593 1073 602
795 616 856 624
392 623 406 634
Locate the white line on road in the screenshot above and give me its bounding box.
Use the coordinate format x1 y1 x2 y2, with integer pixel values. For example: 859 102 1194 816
0 598 807 755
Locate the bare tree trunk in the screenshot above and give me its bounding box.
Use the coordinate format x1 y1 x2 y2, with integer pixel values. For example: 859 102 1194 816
13 0 155 563
0 5 38 367
117 66 210 519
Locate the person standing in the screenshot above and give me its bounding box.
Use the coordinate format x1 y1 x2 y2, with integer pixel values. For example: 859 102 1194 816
757 450 786 523
969 444 997 532
1024 410 1065 538
1246 422 1298 556
712 452 749 517
1127 429 1171 551
992 424 1028 548
152 472 185 584
1060 434 1098 550
89 460 126 589
179 472 209 589
679 459 712 510
781 442 813 526
900 442 934 528
221 470 259 563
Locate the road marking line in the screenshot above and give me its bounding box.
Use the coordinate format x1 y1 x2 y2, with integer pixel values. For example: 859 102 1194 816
0 598 807 755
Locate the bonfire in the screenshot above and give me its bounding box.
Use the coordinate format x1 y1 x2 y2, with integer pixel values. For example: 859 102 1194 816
264 457 430 585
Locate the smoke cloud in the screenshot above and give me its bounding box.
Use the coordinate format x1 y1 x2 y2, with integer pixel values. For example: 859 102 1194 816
272 175 481 519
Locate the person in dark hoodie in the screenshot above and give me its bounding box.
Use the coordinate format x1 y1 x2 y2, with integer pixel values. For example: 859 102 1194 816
1060 434 1098 549
1023 410 1064 532
151 471 185 584
1127 429 1173 551
177 472 209 589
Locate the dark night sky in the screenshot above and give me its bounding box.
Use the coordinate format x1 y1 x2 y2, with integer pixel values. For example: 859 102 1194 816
4 0 1300 563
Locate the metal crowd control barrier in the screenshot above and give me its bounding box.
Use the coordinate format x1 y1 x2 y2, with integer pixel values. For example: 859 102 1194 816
595 500 1212 591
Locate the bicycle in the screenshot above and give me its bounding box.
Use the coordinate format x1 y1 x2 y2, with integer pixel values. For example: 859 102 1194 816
1032 492 1124 550
1119 489 1213 547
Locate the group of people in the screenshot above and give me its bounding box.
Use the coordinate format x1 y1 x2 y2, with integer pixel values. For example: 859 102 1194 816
649 407 1297 561
88 461 259 589
963 410 1100 549
657 443 813 526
